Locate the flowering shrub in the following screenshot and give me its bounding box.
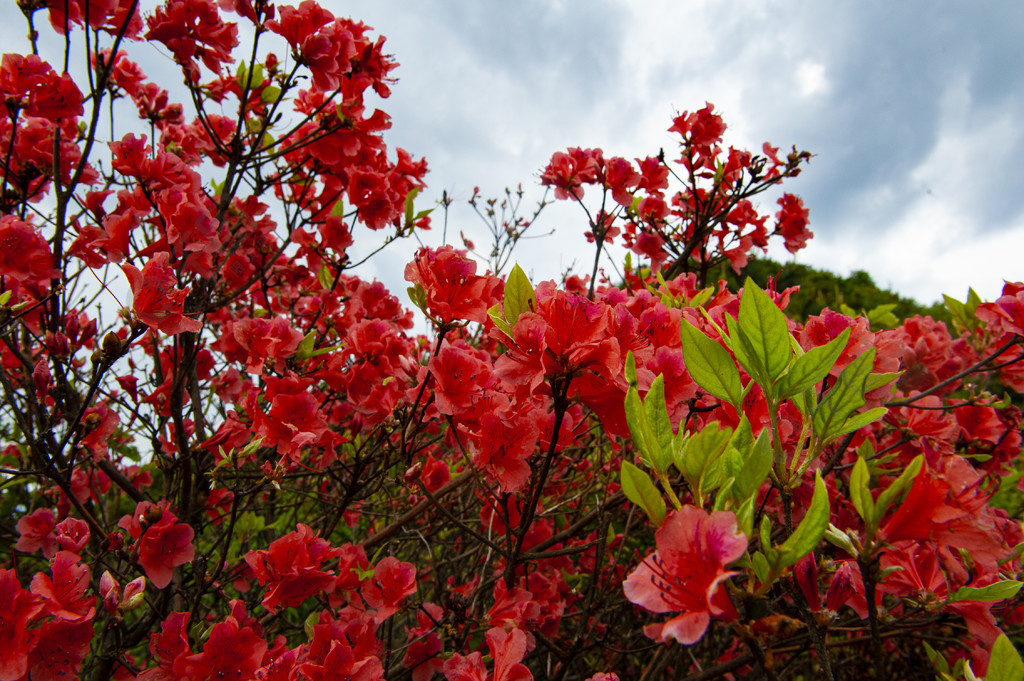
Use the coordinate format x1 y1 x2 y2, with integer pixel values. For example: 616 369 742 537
0 2 1023 681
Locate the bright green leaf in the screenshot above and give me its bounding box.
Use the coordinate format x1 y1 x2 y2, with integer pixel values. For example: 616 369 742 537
987 633 1024 681
776 328 850 399
625 350 638 388
812 348 876 443
504 264 535 326
620 461 666 525
737 277 792 386
849 456 874 523
680 319 743 408
948 580 1023 604
645 375 674 473
317 263 334 290
751 551 770 585
726 314 768 388
829 407 888 440
404 187 419 227
487 304 513 337
731 430 772 503
295 330 316 360
260 85 281 104
863 372 900 394
873 454 923 525
778 472 829 567
675 421 731 498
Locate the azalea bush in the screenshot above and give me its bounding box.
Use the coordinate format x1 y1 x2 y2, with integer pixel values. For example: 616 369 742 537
1 2 1024 681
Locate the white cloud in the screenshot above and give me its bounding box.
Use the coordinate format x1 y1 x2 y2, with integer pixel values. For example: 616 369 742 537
796 62 828 97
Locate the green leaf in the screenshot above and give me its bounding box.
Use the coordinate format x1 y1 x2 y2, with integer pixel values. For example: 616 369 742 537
260 85 281 104
675 422 731 498
759 514 773 551
751 551 770 585
317 263 334 290
776 328 850 399
331 196 345 218
866 303 900 330
0 290 12 307
625 350 638 388
948 580 1024 604
487 304 513 338
777 472 829 567
407 284 428 316
304 610 319 639
726 314 767 388
987 633 1024 681
736 277 792 387
812 348 876 443
829 407 888 440
680 319 744 408
734 495 756 538
872 454 923 524
504 264 535 326
730 430 772 503
624 387 659 471
863 372 900 394
688 286 714 309
922 642 950 675
295 330 316 361
645 375 674 473
620 461 666 525
849 456 874 523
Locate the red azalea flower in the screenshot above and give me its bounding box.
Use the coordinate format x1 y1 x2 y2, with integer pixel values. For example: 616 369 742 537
0 216 61 283
977 281 1024 336
181 604 267 681
404 246 503 324
0 569 45 681
775 193 813 254
466 411 538 493
118 500 195 589
145 0 239 78
486 627 533 681
428 342 496 416
623 506 747 645
299 639 384 681
361 556 417 622
138 611 192 681
27 618 94 681
442 652 487 681
30 551 94 622
0 53 83 120
53 518 89 557
245 523 342 612
122 253 202 335
14 508 58 557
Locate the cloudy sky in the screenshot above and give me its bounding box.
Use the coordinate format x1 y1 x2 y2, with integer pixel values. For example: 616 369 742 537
340 0 1024 306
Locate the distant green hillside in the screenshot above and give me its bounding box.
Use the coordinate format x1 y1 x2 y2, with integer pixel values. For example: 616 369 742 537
717 257 950 328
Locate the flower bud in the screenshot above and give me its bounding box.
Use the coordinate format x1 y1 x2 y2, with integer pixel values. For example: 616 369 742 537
102 331 123 357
